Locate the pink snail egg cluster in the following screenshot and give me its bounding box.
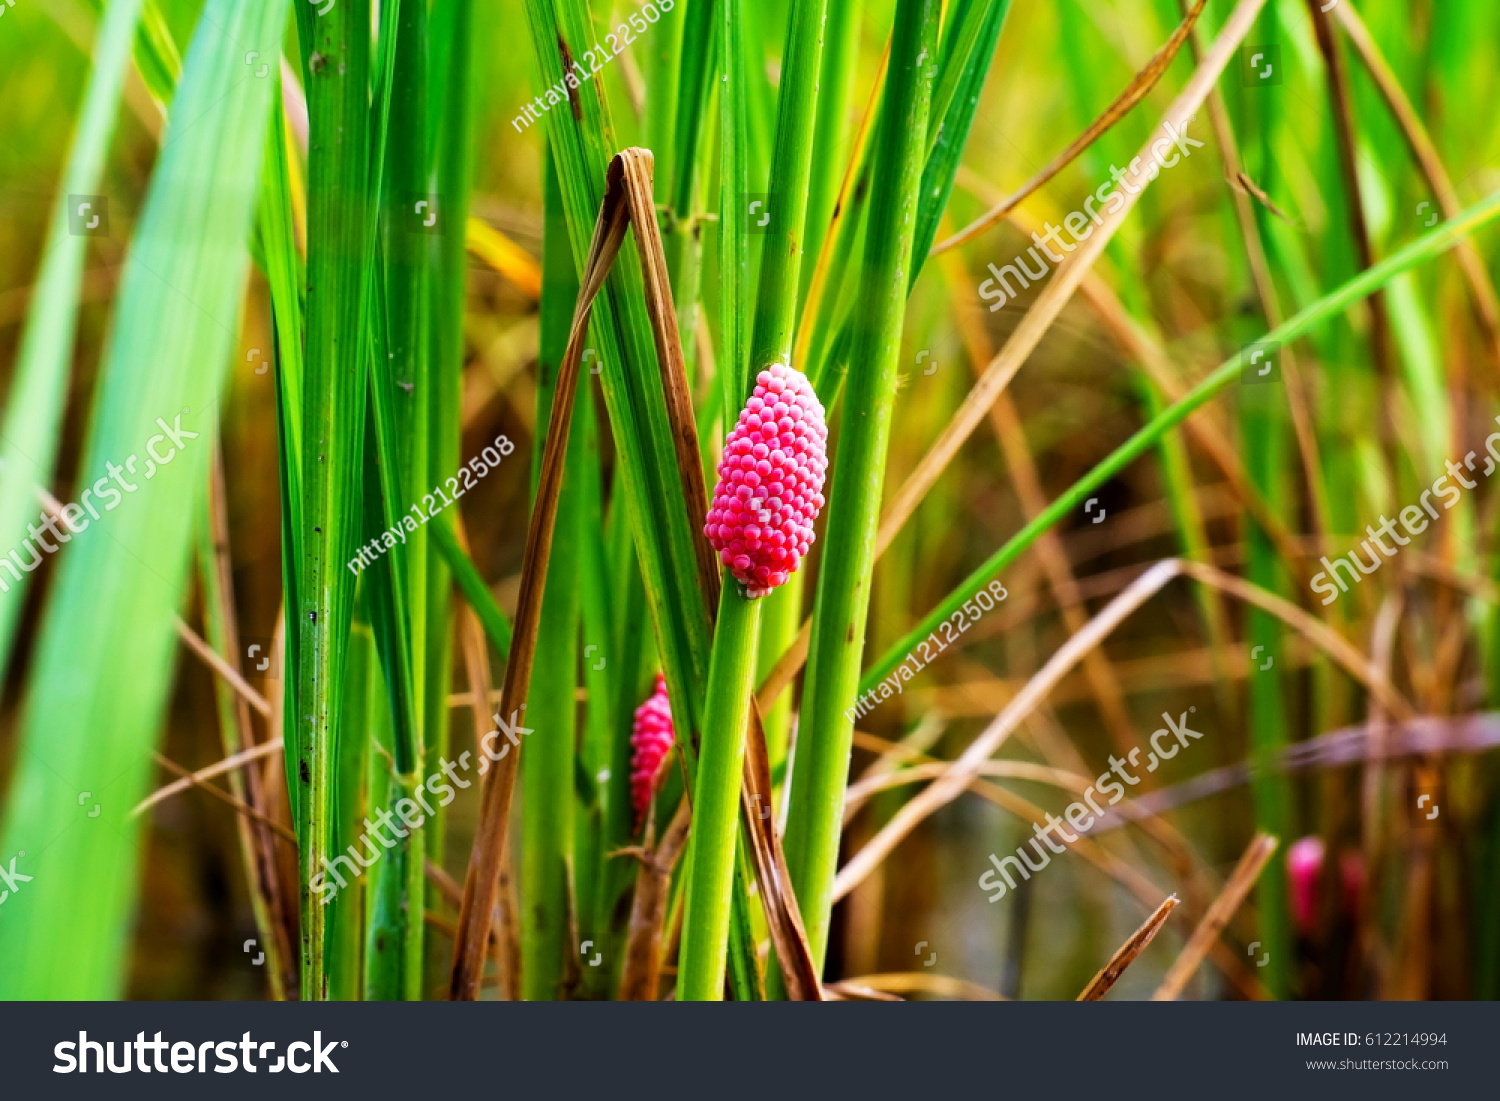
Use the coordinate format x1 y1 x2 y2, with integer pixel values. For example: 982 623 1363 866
704 363 828 598
1287 835 1324 936
629 673 675 826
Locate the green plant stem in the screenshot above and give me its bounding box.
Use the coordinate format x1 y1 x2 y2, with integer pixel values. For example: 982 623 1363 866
780 0 939 972
592 517 651 991
422 12 473 995
718 0 751 424
756 573 801 769
523 149 584 1000
796 0 857 312
292 0 375 1000
577 390 622 1000
678 584 763 1000
748 0 828 372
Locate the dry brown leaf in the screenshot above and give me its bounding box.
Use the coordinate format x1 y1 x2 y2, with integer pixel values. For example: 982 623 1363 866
1153 833 1278 1000
449 153 634 1000
1078 894 1179 1001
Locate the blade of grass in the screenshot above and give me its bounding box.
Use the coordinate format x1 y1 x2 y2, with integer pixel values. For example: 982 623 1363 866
795 0 858 312
910 0 1013 265
387 0 443 999
419 0 474 998
660 0 717 381
0 0 291 999
0 0 146 680
259 79 308 875
1227 5 1300 992
525 0 712 818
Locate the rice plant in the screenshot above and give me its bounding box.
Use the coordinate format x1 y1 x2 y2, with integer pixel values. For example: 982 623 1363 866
2 0 1499 1004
